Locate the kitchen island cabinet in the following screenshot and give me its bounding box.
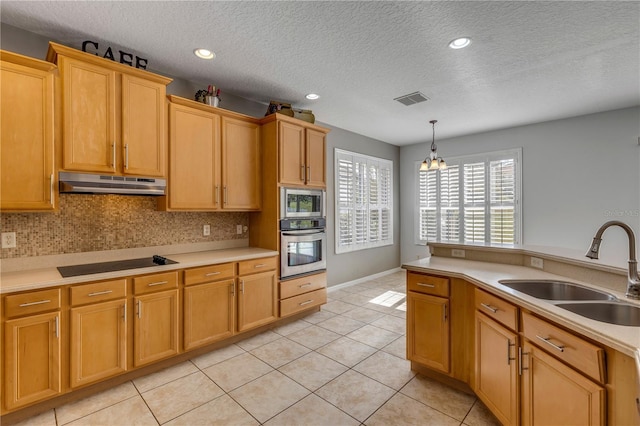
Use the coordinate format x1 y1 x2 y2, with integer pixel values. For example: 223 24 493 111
0 50 56 212
46 42 171 177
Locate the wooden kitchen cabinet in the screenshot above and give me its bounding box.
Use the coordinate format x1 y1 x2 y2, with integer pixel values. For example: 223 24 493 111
160 96 261 211
221 117 261 210
237 258 278 332
4 311 61 410
407 290 450 373
0 50 56 211
278 120 326 187
47 42 170 177
183 279 235 350
521 340 605 425
133 289 179 367
475 312 518 425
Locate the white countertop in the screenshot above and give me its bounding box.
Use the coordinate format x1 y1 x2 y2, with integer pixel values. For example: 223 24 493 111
0 247 278 294
402 256 640 361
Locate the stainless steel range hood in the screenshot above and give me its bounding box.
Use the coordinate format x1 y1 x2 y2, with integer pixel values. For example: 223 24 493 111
59 172 166 196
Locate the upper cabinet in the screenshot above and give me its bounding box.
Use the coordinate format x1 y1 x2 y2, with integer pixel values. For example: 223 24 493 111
159 96 261 211
46 42 171 177
0 51 56 211
275 117 327 188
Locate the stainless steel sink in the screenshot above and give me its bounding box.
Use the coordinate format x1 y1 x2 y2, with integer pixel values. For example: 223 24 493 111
556 302 640 326
498 279 616 301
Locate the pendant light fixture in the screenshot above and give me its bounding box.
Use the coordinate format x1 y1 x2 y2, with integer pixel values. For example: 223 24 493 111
420 120 447 171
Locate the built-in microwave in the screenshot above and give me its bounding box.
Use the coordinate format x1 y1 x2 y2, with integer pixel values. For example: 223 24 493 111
280 187 325 219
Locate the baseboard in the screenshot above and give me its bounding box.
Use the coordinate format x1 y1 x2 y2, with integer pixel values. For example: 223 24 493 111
328 266 403 292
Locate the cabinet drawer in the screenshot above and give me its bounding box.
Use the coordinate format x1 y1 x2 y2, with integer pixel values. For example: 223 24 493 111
133 271 178 295
5 288 61 318
184 263 235 286
407 272 449 297
238 256 277 276
280 288 327 317
71 279 127 306
475 288 518 331
521 311 606 383
280 272 326 299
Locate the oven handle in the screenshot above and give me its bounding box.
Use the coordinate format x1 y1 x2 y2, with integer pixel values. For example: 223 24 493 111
281 230 325 236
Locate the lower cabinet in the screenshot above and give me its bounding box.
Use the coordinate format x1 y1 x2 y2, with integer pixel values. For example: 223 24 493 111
406 291 450 373
183 279 235 350
70 299 127 388
4 311 61 410
521 341 605 425
134 289 179 367
237 270 278 332
475 312 518 425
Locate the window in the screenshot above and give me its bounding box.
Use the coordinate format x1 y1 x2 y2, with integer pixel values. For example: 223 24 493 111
335 148 393 253
416 149 521 245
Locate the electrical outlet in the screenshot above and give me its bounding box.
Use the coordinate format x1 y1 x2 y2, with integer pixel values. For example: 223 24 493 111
452 249 466 258
236 225 243 235
203 225 210 236
1 232 16 248
531 257 544 269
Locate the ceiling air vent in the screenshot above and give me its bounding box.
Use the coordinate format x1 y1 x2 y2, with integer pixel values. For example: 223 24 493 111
394 91 429 106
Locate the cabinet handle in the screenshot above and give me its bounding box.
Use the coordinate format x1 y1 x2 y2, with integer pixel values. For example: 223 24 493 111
123 303 127 321
124 144 129 169
507 339 516 365
205 272 221 277
49 173 54 205
147 280 168 287
231 282 235 297
306 166 310 183
300 165 305 181
19 299 51 307
215 185 220 205
299 283 312 288
54 315 59 338
535 335 565 352
417 282 435 288
88 290 113 297
240 279 244 294
254 263 266 268
442 304 447 322
480 303 498 313
519 347 530 375
299 299 314 306
111 142 116 168
224 186 228 205
137 300 142 318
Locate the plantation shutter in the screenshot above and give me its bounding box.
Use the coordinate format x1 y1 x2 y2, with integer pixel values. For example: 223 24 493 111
490 158 516 244
464 162 486 242
335 149 393 254
440 165 460 241
418 169 437 241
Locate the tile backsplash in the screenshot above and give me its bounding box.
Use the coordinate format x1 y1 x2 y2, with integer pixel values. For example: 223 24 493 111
0 194 249 259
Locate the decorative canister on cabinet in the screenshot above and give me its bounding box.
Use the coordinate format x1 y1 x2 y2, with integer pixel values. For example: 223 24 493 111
294 109 315 123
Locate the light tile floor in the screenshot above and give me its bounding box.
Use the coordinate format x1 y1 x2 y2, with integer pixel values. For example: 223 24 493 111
14 271 500 426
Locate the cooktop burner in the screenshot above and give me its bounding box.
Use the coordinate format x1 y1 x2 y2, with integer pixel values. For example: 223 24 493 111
57 255 178 278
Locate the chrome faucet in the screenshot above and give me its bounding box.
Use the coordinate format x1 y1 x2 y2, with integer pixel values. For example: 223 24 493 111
585 220 640 299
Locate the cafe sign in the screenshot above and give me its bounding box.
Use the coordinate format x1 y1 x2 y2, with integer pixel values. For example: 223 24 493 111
82 40 148 70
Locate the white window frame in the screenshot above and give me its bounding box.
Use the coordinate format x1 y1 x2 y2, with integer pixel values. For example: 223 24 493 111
335 148 394 254
414 148 522 246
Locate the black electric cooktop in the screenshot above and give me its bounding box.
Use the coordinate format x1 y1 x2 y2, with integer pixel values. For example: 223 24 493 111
57 255 178 278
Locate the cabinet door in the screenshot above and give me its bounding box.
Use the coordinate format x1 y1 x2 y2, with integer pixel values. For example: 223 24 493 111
134 290 179 367
167 103 220 210
221 117 261 210
0 59 55 211
184 279 235 350
4 312 61 410
278 121 305 186
237 270 277 332
60 56 117 173
407 291 449 373
121 74 166 177
70 300 127 388
475 312 518 425
305 129 326 187
521 341 605 426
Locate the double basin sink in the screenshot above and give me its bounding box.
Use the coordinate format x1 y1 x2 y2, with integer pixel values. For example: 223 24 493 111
498 279 640 327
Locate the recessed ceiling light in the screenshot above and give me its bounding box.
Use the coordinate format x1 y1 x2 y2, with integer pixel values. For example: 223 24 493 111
305 93 320 100
448 37 471 49
194 48 215 60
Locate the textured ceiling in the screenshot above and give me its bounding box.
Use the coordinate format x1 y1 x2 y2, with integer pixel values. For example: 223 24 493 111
1 1 638 146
